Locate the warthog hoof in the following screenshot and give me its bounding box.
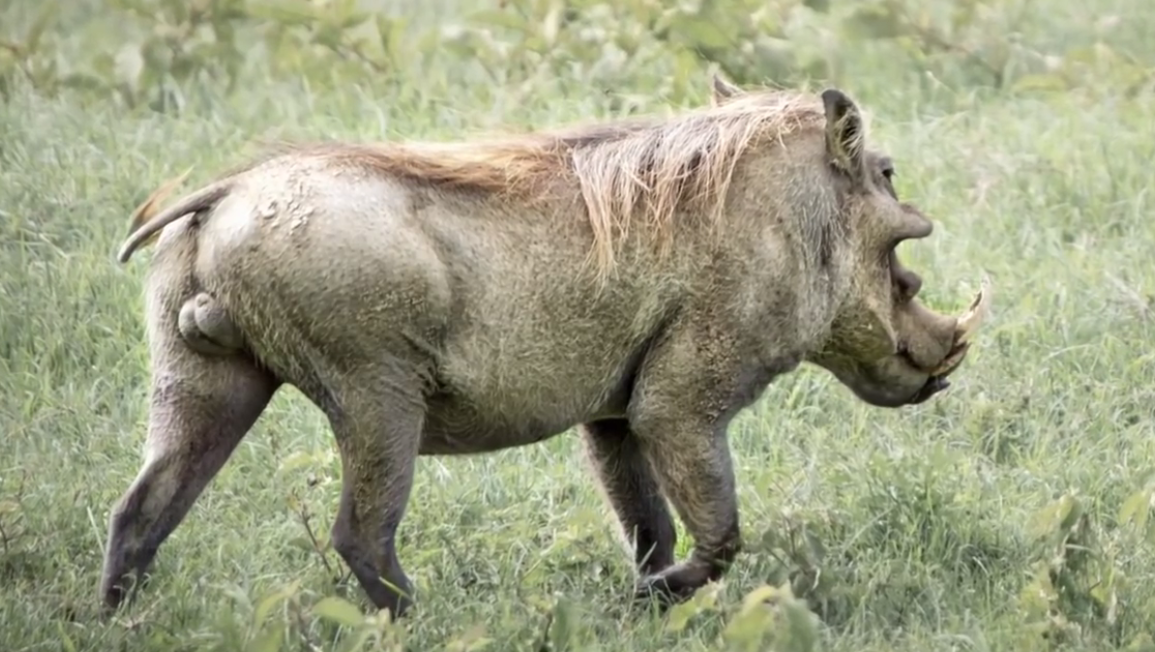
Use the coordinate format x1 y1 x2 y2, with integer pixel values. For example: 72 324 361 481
99 564 149 618
633 562 717 609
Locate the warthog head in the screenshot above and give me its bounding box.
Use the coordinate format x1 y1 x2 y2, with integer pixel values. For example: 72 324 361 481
718 80 991 408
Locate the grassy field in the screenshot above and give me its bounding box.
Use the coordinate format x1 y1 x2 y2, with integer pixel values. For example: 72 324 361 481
3 0 1155 650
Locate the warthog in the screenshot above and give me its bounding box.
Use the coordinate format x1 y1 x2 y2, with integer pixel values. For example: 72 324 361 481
104 76 990 618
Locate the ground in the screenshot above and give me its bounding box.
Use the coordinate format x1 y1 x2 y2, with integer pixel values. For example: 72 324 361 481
2 0 1155 650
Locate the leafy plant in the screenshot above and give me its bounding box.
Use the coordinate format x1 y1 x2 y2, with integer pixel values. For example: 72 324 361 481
5 0 1149 113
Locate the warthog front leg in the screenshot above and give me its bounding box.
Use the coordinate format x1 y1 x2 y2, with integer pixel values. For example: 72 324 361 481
580 419 677 575
629 421 740 606
101 348 278 612
324 370 425 619
625 327 763 608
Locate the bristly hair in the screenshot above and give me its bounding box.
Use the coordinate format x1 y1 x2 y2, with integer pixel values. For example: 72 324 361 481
131 88 832 280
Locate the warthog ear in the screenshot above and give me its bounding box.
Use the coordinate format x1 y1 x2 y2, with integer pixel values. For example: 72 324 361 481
711 73 743 106
821 88 866 182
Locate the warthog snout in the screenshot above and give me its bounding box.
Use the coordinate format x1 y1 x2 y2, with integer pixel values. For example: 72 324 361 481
825 276 992 408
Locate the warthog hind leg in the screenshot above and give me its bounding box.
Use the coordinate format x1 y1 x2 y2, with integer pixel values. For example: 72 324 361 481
100 348 279 612
324 365 426 619
580 418 677 576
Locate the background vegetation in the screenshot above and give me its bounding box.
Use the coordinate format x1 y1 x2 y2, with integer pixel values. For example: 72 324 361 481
2 0 1155 650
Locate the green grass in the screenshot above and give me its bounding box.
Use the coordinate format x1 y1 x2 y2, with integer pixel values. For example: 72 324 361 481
3 0 1155 650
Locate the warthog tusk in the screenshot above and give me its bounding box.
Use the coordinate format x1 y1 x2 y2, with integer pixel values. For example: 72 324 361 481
956 275 993 344
929 276 992 377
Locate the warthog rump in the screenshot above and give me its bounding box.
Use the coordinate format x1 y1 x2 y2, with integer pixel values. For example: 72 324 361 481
102 75 990 618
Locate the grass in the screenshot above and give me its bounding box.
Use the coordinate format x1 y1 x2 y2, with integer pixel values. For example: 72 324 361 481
3 0 1155 650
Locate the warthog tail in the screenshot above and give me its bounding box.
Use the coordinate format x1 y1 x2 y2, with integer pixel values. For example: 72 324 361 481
116 173 234 264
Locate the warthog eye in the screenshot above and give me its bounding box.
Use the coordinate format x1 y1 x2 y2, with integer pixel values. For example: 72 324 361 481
876 155 895 179
872 156 898 200
878 160 897 196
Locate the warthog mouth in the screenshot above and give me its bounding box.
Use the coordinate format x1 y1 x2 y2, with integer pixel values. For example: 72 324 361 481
901 344 966 404
901 276 992 405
